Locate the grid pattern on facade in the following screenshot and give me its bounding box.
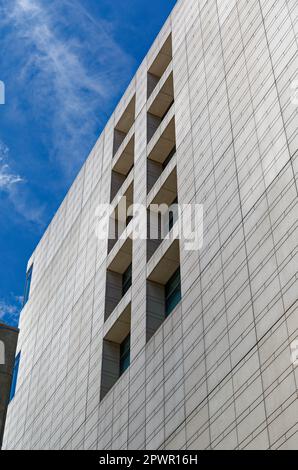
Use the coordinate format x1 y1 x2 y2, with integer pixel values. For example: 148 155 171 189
3 0 298 450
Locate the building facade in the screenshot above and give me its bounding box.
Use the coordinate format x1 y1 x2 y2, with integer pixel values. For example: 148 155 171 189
0 323 19 449
3 0 298 450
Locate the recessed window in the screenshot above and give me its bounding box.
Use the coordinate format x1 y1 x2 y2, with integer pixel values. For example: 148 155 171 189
168 197 178 232
147 73 174 143
100 304 131 400
23 265 33 306
119 334 130 376
108 182 134 254
147 167 178 261
111 134 135 202
146 240 181 341
9 352 21 402
162 145 176 170
105 238 133 321
113 96 136 156
110 163 134 203
122 263 132 297
165 268 181 317
147 118 176 193
147 34 172 98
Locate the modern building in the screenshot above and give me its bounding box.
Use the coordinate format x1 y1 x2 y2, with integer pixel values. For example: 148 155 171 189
0 323 19 449
3 0 298 450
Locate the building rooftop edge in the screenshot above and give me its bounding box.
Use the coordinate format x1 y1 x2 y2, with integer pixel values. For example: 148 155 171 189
0 323 19 333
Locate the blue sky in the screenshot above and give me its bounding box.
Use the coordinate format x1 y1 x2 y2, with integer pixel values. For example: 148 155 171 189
0 0 177 326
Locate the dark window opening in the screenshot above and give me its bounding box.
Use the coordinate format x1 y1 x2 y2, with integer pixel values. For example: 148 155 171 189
23 265 33 306
160 99 174 122
9 352 21 402
165 268 181 317
126 215 133 227
120 334 130 376
147 34 173 99
162 145 176 170
168 197 178 232
122 264 132 297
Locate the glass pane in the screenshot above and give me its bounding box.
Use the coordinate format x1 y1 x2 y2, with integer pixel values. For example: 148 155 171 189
169 211 174 231
120 354 130 376
166 289 181 317
122 264 132 296
165 268 180 298
165 268 181 317
120 334 130 376
23 265 33 306
9 352 21 402
168 197 178 232
120 334 130 356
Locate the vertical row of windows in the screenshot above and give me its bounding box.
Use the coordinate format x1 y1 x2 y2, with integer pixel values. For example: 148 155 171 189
101 96 136 399
9 352 20 402
101 32 181 400
145 34 182 341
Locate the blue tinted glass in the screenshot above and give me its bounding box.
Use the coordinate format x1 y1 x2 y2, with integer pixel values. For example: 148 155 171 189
23 265 33 306
120 334 130 376
120 354 130 376
166 289 182 317
165 268 181 316
9 352 21 402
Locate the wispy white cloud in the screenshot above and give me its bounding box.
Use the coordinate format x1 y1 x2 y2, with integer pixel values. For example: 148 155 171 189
14 295 24 305
0 0 135 231
1 182 46 233
8 184 47 228
0 298 21 326
0 140 23 191
0 139 46 227
2 0 135 179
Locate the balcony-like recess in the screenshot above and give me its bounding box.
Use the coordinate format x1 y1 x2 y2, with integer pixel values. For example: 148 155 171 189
113 96 135 157
147 34 172 99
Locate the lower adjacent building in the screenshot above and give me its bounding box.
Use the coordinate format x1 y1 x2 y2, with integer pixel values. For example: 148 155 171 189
0 323 19 449
3 0 298 450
